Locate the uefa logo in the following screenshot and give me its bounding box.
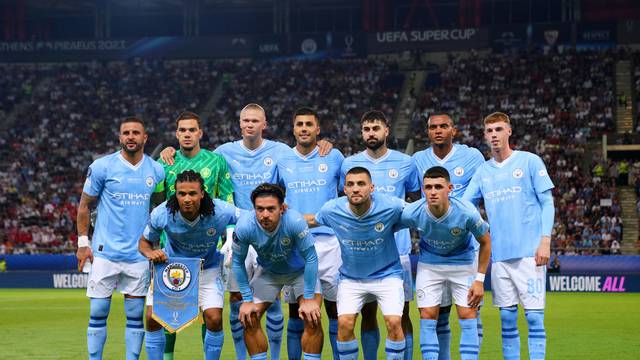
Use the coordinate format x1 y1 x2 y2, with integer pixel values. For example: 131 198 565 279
318 163 328 173
512 168 524 179
264 157 274 166
162 262 192 292
454 167 465 177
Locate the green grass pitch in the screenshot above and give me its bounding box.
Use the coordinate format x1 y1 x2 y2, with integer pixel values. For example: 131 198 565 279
1 289 639 359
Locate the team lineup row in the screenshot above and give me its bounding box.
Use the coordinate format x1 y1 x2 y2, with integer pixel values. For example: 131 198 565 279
76 104 554 360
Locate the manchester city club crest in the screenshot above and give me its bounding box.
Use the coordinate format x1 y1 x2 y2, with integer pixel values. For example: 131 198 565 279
374 222 385 232
512 168 524 179
388 169 399 179
281 237 291 246
454 167 465 177
264 157 274 166
450 227 463 236
318 163 328 173
146 176 154 187
162 262 192 291
206 228 216 237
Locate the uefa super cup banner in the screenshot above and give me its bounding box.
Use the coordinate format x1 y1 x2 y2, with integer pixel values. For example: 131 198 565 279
151 257 203 333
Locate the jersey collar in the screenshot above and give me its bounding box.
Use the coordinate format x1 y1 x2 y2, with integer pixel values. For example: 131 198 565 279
425 200 453 223
362 149 391 164
491 150 519 168
344 198 374 219
429 145 457 165
239 139 267 155
118 153 145 171
293 146 319 160
179 212 201 227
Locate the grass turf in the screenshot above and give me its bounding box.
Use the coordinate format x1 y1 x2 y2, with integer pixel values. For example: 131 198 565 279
0 289 639 359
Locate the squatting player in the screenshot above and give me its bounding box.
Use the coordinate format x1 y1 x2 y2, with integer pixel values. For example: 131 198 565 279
276 107 344 360
463 112 554 360
140 170 242 360
152 111 234 359
307 167 408 360
340 110 420 360
232 183 323 360
411 113 485 359
400 166 490 360
76 117 165 360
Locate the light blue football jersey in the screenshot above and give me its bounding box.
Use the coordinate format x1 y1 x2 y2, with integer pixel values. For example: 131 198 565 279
463 151 554 262
412 144 485 199
401 197 489 265
277 146 344 236
143 200 243 269
233 209 315 274
315 194 405 280
340 149 420 256
83 152 165 262
215 139 290 210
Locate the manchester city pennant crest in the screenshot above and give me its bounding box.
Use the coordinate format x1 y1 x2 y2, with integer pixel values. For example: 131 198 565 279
151 257 203 333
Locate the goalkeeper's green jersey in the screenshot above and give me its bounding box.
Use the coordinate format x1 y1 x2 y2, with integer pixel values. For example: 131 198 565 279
155 148 234 204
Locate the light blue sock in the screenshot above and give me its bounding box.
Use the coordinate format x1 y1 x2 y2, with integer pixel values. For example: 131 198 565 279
145 329 166 360
385 338 406 360
266 298 284 360
361 329 380 360
303 352 322 359
500 306 520 360
436 312 451 360
476 309 484 348
287 317 304 360
87 298 111 360
204 329 224 360
404 333 413 360
329 319 339 360
229 300 247 360
124 297 145 360
250 352 268 360
336 339 359 360
459 319 479 360
525 310 546 360
419 319 439 360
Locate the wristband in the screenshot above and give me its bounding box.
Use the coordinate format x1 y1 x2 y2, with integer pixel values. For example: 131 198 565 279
78 235 91 248
475 273 486 283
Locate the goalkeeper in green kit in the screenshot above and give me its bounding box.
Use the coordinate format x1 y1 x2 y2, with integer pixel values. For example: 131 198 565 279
151 111 234 360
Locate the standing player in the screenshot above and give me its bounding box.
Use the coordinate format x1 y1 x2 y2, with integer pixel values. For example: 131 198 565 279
153 111 234 360
411 113 485 359
140 170 242 360
340 110 420 360
401 166 491 360
76 117 165 360
276 107 344 359
232 183 323 360
463 112 554 360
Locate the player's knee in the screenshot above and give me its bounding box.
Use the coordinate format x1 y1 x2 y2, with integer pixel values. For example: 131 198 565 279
203 308 223 331
303 319 323 337
384 316 404 340
89 298 111 318
337 316 356 337
500 306 518 327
